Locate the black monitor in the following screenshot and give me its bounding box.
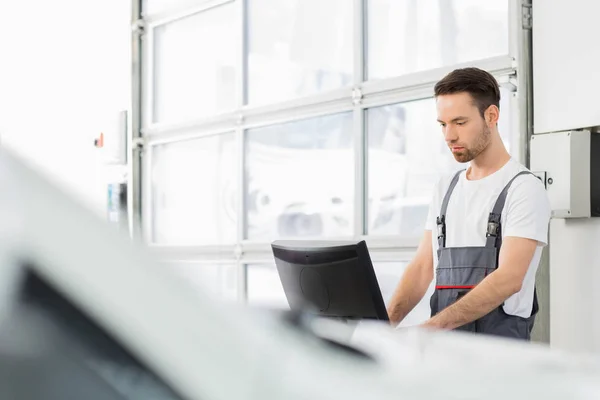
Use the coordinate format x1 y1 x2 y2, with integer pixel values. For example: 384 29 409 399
271 240 389 322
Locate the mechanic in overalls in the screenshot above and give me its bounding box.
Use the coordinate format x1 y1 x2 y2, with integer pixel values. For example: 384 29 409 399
387 67 551 340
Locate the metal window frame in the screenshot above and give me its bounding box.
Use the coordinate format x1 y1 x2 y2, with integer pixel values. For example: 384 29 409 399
132 0 530 303
142 142 153 243
142 55 515 140
148 237 419 264
144 0 238 129
236 0 247 300
514 0 534 167
143 0 235 26
142 57 516 141
353 0 367 237
130 0 144 239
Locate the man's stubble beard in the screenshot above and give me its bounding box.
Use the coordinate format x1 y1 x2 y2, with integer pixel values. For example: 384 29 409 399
452 123 491 163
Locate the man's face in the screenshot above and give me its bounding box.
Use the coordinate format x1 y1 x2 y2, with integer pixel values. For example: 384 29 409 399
436 92 492 163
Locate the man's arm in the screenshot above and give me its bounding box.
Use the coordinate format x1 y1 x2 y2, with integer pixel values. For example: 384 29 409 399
421 236 537 330
387 230 434 326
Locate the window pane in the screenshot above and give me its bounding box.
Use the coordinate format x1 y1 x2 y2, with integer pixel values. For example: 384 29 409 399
151 133 237 245
164 262 238 301
368 0 509 80
367 89 510 236
153 4 236 124
373 262 432 326
246 264 288 309
247 0 353 105
144 0 200 16
245 113 354 241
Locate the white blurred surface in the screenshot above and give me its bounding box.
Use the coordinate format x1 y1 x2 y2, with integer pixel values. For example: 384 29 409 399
0 0 130 215
1 146 600 399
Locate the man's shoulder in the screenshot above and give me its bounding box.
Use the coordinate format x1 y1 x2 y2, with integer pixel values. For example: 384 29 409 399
427 169 465 216
434 168 466 192
503 160 551 224
506 160 547 196
501 160 551 244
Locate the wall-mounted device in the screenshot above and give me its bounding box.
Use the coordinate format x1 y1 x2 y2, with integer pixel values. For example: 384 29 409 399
530 129 600 218
94 110 127 165
93 110 129 233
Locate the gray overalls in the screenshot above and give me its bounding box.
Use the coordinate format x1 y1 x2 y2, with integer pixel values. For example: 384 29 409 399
429 170 539 340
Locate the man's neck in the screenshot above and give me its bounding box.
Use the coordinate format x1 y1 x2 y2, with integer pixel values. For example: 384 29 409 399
466 136 511 181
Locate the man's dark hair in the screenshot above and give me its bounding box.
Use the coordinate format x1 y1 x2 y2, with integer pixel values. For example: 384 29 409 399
434 67 501 118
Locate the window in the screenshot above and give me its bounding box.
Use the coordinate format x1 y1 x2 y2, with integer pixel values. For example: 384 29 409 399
152 3 237 124
144 0 201 16
151 133 237 245
366 88 512 236
247 0 353 105
246 264 288 309
367 98 459 236
373 262 432 326
136 0 523 307
244 112 354 241
164 262 238 301
367 0 509 80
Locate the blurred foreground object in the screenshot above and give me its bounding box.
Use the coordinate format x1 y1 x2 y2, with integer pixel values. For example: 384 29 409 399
0 148 599 399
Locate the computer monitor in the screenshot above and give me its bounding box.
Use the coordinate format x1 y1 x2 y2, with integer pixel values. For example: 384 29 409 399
271 240 389 322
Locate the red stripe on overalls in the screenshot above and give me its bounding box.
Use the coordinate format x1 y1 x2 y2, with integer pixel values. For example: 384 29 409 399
435 285 476 289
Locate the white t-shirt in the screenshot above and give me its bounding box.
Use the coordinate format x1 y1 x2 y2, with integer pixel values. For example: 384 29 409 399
424 158 551 318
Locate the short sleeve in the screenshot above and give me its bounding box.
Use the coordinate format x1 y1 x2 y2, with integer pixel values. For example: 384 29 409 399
424 198 436 231
502 175 551 246
424 178 442 231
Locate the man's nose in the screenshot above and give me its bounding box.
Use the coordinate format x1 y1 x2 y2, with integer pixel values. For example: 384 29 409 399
444 125 458 143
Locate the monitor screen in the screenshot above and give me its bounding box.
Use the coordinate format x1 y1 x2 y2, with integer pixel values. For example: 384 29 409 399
271 240 388 321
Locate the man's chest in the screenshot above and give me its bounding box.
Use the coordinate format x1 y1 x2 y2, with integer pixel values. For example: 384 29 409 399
441 186 506 247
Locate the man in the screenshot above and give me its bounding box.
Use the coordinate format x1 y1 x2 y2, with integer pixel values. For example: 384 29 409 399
386 67 551 340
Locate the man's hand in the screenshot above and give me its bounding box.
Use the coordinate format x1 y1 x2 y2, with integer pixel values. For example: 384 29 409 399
387 230 434 326
420 236 538 330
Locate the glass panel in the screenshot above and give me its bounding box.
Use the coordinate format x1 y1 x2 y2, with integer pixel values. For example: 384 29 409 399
373 261 433 326
246 264 288 309
151 133 237 245
247 0 353 105
164 262 238 301
367 0 509 80
245 113 354 241
143 0 201 16
366 88 510 236
153 3 236 124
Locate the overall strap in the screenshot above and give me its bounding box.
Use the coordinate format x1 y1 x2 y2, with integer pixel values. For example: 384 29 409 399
485 171 535 248
436 169 464 248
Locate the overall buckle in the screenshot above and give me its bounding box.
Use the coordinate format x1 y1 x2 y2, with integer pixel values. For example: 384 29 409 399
436 215 446 239
486 213 501 237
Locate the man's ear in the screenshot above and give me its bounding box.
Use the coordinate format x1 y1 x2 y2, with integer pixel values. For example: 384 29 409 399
485 105 500 126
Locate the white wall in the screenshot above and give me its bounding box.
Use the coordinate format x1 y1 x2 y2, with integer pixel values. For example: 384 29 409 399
532 0 600 353
532 0 600 134
549 218 600 353
0 0 130 215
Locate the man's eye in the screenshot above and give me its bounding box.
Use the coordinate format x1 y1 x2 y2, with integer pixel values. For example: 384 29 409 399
456 122 466 126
